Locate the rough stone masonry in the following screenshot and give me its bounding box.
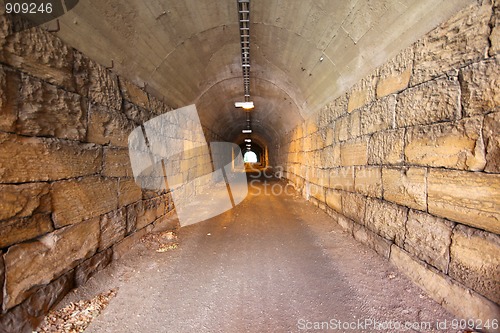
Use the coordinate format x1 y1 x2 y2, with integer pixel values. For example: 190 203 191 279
275 0 500 326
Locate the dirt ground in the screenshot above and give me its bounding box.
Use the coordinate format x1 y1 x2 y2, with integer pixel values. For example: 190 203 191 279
54 175 458 333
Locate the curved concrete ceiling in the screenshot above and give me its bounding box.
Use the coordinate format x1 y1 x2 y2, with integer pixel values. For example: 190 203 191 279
53 0 473 144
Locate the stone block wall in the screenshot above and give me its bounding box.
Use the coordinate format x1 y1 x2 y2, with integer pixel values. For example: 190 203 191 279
276 1 500 324
0 13 219 332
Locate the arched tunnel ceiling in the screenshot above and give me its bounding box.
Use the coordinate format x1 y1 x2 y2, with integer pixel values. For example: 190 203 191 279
53 0 473 144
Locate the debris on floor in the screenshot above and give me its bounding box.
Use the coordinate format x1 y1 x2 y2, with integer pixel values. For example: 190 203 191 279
36 288 118 333
141 231 179 253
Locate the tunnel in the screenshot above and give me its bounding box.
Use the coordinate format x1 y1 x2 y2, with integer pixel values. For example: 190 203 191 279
0 0 499 332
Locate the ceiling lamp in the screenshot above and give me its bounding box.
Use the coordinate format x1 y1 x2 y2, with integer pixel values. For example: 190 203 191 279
242 129 252 134
245 139 251 142
235 101 254 110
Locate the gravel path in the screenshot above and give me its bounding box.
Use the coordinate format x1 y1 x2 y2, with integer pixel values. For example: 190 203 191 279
58 175 455 333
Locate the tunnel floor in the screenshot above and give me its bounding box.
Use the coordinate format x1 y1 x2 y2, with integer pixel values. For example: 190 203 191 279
56 174 455 333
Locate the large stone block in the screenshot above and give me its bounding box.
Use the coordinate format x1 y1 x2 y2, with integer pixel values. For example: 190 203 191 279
460 59 500 116
75 248 113 287
404 210 453 274
0 214 53 249
119 78 149 109
483 112 500 172
449 225 500 304
17 75 87 140
0 133 102 183
0 183 50 221
365 198 408 246
360 95 396 136
3 219 99 309
428 169 500 234
353 224 392 259
99 209 126 252
0 65 20 132
368 129 404 165
340 138 368 166
87 104 135 147
354 166 382 198
75 55 122 111
390 246 500 328
52 176 118 228
382 168 427 211
118 178 143 207
347 74 376 112
376 46 413 98
329 167 355 192
0 25 75 91
411 2 491 86
103 147 134 178
396 77 461 128
405 117 486 171
0 270 74 333
309 183 325 203
334 115 349 142
325 189 342 213
341 192 366 224
321 144 341 168
136 197 166 230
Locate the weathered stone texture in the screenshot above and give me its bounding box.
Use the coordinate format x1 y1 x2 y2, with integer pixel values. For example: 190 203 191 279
405 117 486 171
390 246 500 326
329 167 355 192
404 210 453 273
321 144 341 168
460 59 500 116
411 2 492 86
449 225 500 304
0 133 102 183
325 189 342 213
4 219 99 309
17 75 87 140
360 95 395 136
99 209 126 252
340 138 368 166
0 65 20 132
103 148 134 178
0 26 75 91
336 215 354 235
118 178 142 207
52 177 118 228
368 129 404 165
353 224 392 259
396 78 461 128
490 4 499 56
382 168 427 211
0 251 4 312
87 104 135 147
354 166 382 198
123 101 150 126
309 183 325 203
365 198 407 246
0 271 74 333
326 93 348 120
428 169 500 234
0 214 53 249
75 248 113 287
483 112 500 173
376 46 413 98
0 183 50 221
341 192 366 224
